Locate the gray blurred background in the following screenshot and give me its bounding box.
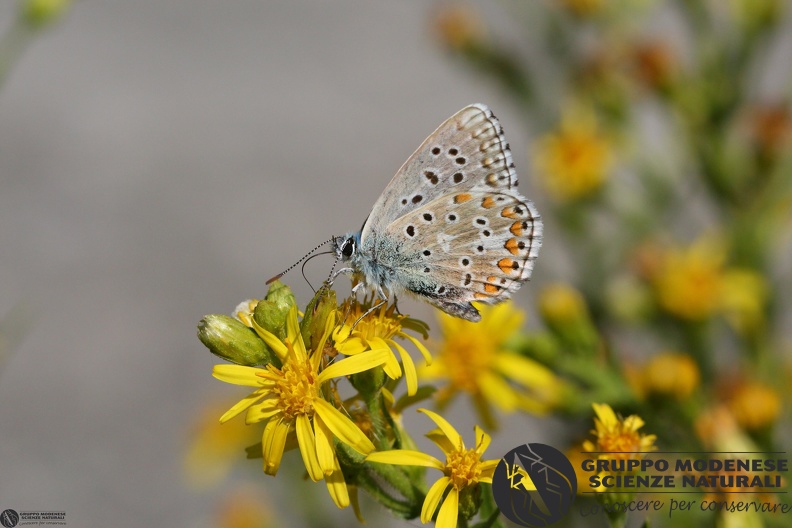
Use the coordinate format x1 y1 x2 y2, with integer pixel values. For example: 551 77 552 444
0 1 547 526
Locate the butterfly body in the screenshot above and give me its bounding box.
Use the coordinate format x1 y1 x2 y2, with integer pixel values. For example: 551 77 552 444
333 104 542 322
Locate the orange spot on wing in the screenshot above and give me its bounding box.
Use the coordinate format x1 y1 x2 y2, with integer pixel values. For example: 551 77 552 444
510 221 525 236
454 193 472 204
501 207 521 219
498 258 519 273
474 292 489 300
484 283 499 294
505 238 521 255
481 197 497 208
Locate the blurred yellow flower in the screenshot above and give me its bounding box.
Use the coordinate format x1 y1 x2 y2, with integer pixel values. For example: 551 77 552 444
216 486 274 528
639 351 700 400
720 269 768 334
333 295 431 396
727 381 782 431
420 302 563 428
213 306 390 508
366 409 498 528
650 237 768 328
184 400 262 490
583 403 657 460
432 4 487 51
533 106 613 201
538 283 589 325
652 237 726 320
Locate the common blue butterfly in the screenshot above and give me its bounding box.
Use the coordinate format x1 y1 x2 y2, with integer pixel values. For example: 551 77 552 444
332 104 542 322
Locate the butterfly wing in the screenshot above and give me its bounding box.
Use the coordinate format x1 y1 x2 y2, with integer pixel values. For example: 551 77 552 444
360 104 520 241
359 104 542 322
379 191 541 321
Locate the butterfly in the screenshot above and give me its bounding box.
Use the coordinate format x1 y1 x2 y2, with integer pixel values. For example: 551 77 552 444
331 104 542 322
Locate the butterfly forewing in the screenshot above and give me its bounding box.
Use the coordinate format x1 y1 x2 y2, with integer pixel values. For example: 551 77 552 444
360 104 519 241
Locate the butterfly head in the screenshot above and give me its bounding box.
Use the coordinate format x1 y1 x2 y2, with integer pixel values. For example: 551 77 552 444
333 232 361 262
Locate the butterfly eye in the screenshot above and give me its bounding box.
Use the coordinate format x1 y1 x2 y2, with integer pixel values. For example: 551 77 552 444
341 238 356 257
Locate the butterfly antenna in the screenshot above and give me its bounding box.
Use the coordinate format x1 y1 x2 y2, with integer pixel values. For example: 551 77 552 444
266 237 335 285
301 250 334 293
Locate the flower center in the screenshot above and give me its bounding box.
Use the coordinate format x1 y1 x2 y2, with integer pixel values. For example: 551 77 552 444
442 335 492 393
598 430 642 459
445 448 483 490
344 300 404 341
270 356 318 420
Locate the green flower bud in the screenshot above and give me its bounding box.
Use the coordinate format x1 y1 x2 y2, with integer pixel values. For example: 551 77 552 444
21 0 71 28
198 314 274 366
350 366 387 397
458 483 482 522
300 286 337 352
252 281 296 338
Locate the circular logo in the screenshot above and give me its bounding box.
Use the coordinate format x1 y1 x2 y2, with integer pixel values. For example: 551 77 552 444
0 510 19 528
492 443 577 527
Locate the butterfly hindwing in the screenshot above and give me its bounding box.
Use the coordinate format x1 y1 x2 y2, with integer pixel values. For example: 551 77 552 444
380 191 542 320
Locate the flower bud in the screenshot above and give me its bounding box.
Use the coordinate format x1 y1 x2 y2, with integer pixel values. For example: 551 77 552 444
198 314 274 366
300 286 337 352
252 281 296 339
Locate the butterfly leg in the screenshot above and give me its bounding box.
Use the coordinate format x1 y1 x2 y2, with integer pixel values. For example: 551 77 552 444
351 298 388 330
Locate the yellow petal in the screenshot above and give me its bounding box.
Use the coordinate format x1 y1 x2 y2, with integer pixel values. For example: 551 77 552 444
479 459 499 482
436 486 459 528
218 388 267 423
474 425 491 455
335 336 369 355
212 364 265 386
313 398 375 454
592 403 618 428
326 467 350 509
426 428 455 454
390 340 418 396
313 413 337 476
421 476 451 523
493 353 557 389
479 371 518 411
295 414 323 482
250 320 288 359
245 399 280 424
418 409 463 451
317 348 390 383
285 306 308 361
262 418 289 476
311 314 337 372
366 450 444 470
400 332 432 365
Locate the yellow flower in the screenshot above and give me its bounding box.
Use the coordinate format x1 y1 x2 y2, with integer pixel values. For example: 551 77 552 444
650 237 767 327
719 269 768 334
582 403 657 460
366 409 498 528
432 4 487 51
420 302 562 428
22 0 71 27
652 237 726 320
538 283 589 325
183 400 262 490
727 381 781 431
332 295 431 396
215 486 274 528
533 105 613 201
640 351 700 400
213 306 391 508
